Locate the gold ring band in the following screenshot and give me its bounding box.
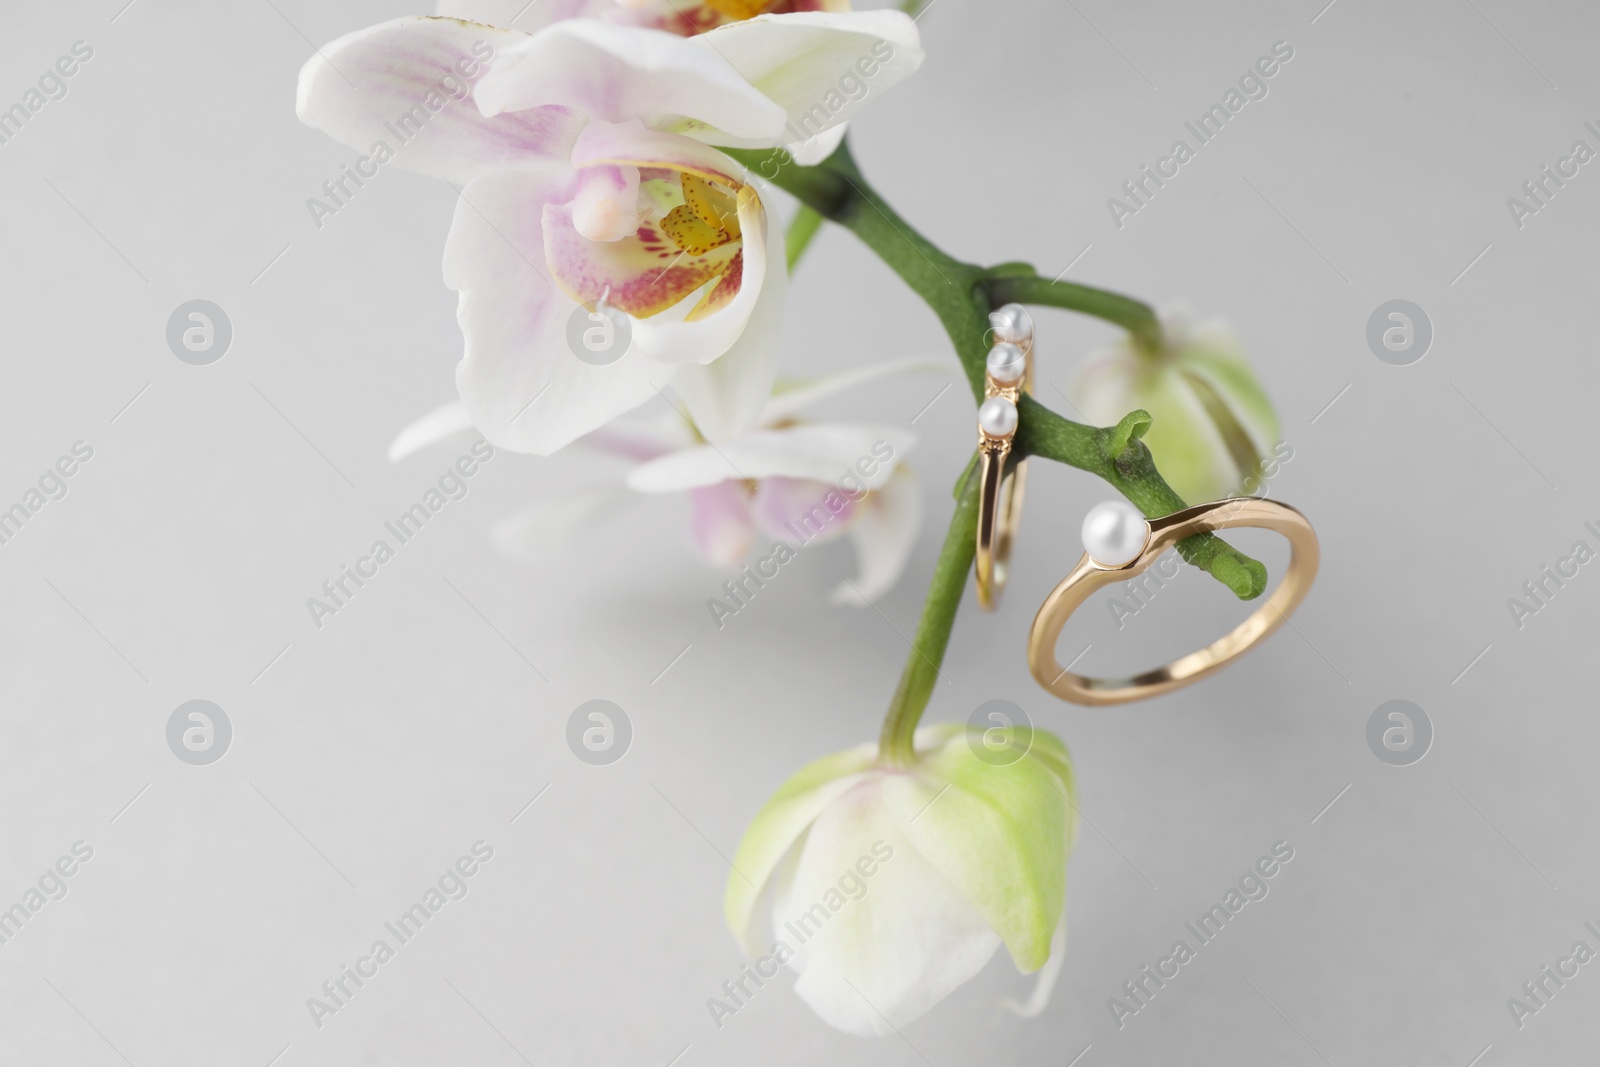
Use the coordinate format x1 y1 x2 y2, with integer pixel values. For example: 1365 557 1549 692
1027 497 1319 705
975 442 1027 610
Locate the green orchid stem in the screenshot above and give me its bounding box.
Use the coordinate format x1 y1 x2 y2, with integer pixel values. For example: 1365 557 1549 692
984 273 1163 358
878 465 979 765
725 141 1268 762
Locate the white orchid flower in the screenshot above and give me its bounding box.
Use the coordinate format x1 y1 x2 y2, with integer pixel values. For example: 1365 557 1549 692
297 7 922 456
391 357 945 605
1069 305 1282 504
723 723 1078 1036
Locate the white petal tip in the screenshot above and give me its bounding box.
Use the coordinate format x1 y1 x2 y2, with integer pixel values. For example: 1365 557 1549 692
387 401 476 463
997 996 1048 1020
828 585 867 608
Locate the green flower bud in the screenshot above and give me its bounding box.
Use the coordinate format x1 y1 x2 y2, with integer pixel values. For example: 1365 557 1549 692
723 724 1077 1035
1071 306 1281 503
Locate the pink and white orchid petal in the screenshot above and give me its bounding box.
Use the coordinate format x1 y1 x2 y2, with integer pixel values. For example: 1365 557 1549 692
692 11 925 150
625 423 913 492
688 481 757 567
829 464 922 606
571 117 747 186
296 17 584 183
669 199 784 440
446 166 676 455
773 778 1002 1038
758 355 951 426
490 482 636 566
434 0 607 32
474 20 787 142
576 113 748 184
387 400 476 463
544 201 740 318
751 477 858 546
577 413 691 461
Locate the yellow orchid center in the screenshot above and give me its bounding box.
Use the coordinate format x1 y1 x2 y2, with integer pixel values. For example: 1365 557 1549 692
546 162 757 329
648 0 850 33
661 173 742 256
700 0 772 19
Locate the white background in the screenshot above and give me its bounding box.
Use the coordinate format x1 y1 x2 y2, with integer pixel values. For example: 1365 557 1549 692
2 0 1598 1064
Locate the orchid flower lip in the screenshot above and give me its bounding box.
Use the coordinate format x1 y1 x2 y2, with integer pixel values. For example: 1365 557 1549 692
565 288 634 366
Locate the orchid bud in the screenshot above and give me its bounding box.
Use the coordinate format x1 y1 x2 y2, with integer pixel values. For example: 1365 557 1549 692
723 723 1077 1035
1070 307 1281 504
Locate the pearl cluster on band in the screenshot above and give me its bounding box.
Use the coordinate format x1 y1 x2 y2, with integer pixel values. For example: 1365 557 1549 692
979 303 1033 443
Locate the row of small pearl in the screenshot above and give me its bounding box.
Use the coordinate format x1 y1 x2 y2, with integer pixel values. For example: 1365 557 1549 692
978 304 1033 439
978 304 1151 569
973 305 1035 610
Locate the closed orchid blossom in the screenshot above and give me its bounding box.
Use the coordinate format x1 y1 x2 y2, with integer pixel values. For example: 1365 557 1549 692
1069 306 1283 504
296 3 922 456
723 723 1078 1036
389 358 943 605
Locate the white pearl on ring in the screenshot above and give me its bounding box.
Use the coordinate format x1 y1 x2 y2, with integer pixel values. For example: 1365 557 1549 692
1081 500 1148 566
986 342 1026 385
978 396 1018 438
989 303 1033 345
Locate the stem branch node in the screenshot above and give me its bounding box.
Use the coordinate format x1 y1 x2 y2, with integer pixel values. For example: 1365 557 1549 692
724 140 1272 756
